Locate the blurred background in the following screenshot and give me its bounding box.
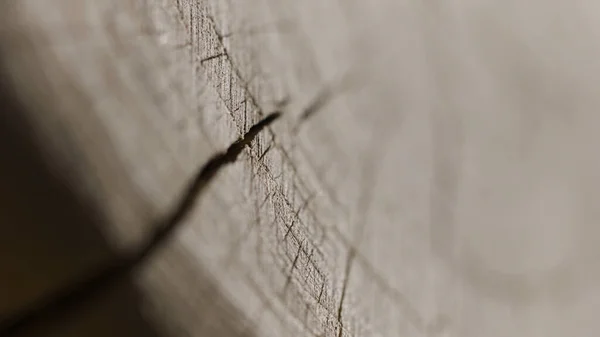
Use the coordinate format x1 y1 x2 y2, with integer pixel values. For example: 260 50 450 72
1 0 600 336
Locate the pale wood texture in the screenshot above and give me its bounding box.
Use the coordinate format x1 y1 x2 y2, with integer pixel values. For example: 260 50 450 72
2 0 600 336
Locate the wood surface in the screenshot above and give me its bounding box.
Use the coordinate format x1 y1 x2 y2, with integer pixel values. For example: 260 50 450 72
1 0 600 336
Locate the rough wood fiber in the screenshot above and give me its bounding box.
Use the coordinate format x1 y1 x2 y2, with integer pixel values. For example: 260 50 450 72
1 0 600 337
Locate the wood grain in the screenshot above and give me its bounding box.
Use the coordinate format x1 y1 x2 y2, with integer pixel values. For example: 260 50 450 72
2 0 600 336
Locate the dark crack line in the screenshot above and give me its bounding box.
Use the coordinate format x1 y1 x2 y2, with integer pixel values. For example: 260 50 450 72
283 193 315 242
336 247 356 337
200 52 225 63
258 143 273 161
0 112 281 337
282 245 303 296
292 71 362 134
317 281 326 305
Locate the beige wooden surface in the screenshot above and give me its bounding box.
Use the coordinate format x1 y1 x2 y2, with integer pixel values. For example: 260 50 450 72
1 0 600 336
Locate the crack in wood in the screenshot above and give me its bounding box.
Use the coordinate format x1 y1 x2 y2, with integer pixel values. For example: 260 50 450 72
0 112 281 337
